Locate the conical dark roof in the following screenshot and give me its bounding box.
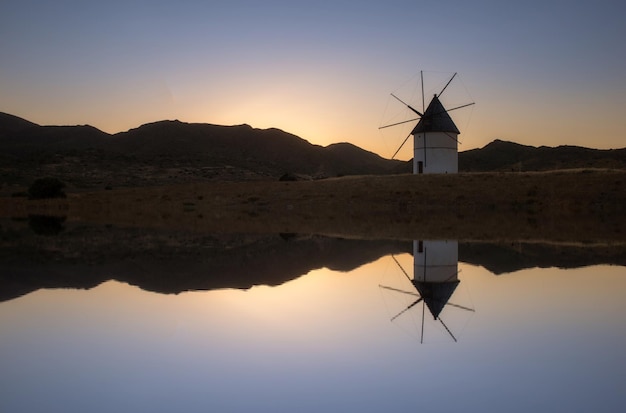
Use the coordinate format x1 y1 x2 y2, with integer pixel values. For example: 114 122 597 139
412 279 460 319
411 95 460 134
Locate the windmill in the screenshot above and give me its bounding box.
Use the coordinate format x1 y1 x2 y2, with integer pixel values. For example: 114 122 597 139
379 240 474 343
380 71 474 174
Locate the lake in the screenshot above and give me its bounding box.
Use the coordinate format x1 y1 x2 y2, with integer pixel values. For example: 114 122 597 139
1 229 625 412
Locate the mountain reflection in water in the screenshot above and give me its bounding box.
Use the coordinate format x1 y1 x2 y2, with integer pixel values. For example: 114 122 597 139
1 219 625 301
1 223 625 412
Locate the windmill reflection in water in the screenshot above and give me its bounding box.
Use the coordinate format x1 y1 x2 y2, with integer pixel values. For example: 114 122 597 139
380 240 474 343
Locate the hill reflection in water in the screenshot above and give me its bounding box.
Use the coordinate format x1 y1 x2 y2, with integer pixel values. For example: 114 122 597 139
1 219 625 302
0 228 626 412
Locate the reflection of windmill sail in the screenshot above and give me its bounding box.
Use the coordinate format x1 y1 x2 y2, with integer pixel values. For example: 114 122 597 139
380 240 474 343
413 240 459 320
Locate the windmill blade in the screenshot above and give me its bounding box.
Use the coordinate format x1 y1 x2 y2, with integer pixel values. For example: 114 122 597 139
421 300 425 344
438 317 458 342
437 72 457 98
391 254 412 281
379 117 420 130
443 269 461 283
420 70 425 114
391 93 423 117
391 298 423 322
379 284 420 297
442 102 475 113
391 132 412 160
417 73 426 170
444 132 461 144
445 302 476 312
428 102 475 119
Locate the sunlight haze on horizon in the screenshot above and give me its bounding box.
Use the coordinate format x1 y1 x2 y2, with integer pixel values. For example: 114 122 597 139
1 0 625 160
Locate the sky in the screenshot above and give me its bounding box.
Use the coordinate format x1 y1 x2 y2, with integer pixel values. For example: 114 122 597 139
1 0 625 159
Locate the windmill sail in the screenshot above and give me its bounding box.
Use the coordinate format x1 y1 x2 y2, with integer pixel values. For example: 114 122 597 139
380 240 475 343
412 279 460 320
411 95 460 135
381 71 473 174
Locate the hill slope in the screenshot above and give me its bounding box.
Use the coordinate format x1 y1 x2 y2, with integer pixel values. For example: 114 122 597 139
2 112 625 190
459 139 626 171
0 113 403 189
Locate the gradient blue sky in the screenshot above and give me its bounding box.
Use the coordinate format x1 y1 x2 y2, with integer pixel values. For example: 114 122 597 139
1 0 624 159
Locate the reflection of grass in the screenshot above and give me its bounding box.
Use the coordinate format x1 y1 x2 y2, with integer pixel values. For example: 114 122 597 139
28 214 66 235
182 202 196 212
1 170 625 241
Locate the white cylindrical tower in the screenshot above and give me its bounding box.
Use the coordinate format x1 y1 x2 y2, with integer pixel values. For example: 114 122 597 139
411 95 460 174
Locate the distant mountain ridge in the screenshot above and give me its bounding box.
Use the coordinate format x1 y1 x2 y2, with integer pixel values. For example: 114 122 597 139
2 219 624 302
0 112 404 188
0 112 624 189
459 139 626 171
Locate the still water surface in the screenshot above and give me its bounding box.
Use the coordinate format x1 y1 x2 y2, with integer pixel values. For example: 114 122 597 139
1 240 625 412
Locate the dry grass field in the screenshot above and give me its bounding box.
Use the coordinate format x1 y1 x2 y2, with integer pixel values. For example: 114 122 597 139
2 170 625 242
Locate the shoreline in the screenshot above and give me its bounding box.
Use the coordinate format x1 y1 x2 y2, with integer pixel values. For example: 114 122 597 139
1 170 625 242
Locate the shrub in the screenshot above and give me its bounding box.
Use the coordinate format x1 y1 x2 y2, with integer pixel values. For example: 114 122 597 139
28 214 66 235
279 172 298 181
28 177 66 199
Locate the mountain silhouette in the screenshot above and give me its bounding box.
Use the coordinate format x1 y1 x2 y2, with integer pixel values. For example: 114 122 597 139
0 222 410 302
1 112 624 190
459 241 626 275
0 113 403 188
459 139 626 171
2 219 624 302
